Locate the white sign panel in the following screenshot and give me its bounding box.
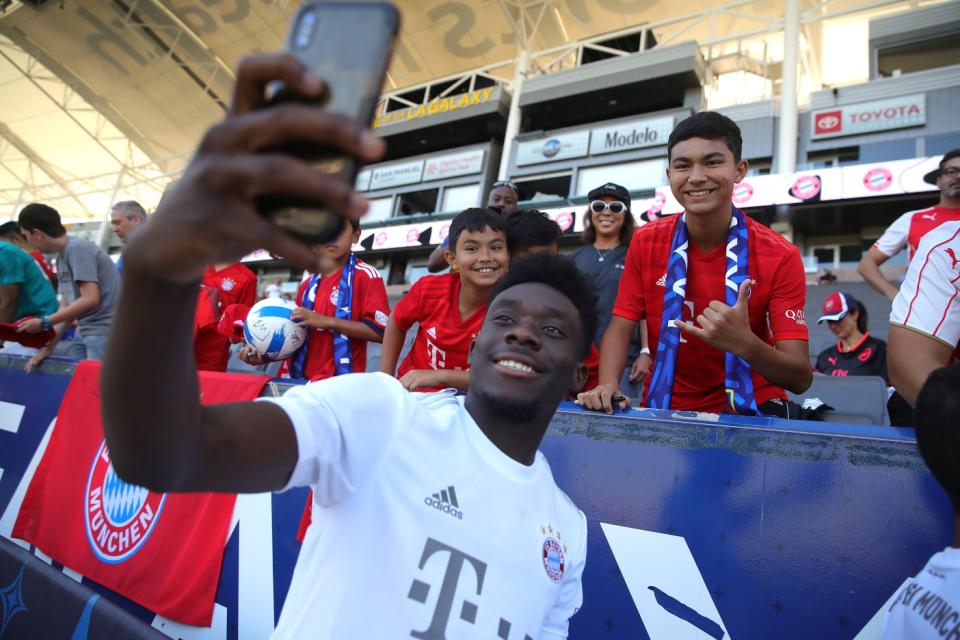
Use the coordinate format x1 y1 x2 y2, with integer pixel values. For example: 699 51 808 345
811 94 925 140
355 168 372 191
368 159 424 191
516 130 591 166
422 149 485 181
589 116 675 155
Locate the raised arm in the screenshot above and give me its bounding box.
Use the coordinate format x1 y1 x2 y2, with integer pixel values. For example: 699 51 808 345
379 314 406 375
101 54 385 494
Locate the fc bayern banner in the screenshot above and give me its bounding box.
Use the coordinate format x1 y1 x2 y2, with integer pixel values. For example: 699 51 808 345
11 361 269 626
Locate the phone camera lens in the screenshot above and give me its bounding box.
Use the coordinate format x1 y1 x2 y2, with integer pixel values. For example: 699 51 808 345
295 12 317 49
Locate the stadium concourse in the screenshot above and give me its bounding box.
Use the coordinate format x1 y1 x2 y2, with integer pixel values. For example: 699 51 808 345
0 0 959 638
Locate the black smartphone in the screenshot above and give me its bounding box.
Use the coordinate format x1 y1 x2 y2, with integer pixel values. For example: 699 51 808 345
258 2 399 244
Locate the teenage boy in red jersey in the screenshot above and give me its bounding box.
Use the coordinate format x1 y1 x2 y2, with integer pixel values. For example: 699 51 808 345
239 217 389 380
381 207 507 392
194 261 257 371
579 111 812 416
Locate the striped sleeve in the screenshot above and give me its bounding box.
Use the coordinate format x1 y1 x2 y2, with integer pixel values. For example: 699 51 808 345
890 221 960 349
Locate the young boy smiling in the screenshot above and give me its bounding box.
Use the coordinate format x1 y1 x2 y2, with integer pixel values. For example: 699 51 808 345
381 208 508 392
240 217 389 380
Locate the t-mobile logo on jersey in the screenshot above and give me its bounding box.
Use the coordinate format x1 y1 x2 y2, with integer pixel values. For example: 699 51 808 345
426 339 447 369
408 538 533 640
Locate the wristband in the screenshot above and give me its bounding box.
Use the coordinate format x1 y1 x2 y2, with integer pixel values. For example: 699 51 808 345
639 347 651 356
40 316 52 332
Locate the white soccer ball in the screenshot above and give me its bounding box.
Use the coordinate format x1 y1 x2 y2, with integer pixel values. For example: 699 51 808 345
244 298 307 360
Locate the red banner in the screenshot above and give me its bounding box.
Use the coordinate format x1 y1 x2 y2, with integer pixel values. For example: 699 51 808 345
12 360 269 626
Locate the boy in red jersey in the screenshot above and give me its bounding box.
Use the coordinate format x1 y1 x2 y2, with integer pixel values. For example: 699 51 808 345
240 218 389 380
579 111 811 416
381 208 507 392
194 262 257 371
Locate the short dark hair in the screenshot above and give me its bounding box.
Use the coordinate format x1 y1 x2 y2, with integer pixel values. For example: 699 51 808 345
915 363 960 511
0 221 23 240
581 205 637 246
489 253 597 359
504 210 561 256
668 111 743 162
448 208 505 251
112 200 147 221
18 203 66 238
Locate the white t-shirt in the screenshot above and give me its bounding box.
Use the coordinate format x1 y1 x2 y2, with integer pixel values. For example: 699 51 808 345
881 547 960 639
263 372 587 640
890 221 960 352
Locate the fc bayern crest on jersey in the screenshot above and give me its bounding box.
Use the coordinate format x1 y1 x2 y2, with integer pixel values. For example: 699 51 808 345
542 536 565 582
84 440 166 564
220 277 235 292
329 284 340 305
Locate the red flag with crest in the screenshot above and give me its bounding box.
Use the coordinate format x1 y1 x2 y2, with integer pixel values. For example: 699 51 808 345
12 360 269 626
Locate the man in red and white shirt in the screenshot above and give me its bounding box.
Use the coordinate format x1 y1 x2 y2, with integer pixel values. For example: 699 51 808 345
889 220 960 406
579 111 811 416
859 149 960 301
194 262 257 371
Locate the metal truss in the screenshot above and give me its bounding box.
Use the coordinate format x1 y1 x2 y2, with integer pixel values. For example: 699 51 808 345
108 0 234 116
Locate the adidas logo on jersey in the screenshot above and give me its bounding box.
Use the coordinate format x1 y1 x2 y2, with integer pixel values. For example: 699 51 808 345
426 326 437 339
656 273 667 287
424 486 463 520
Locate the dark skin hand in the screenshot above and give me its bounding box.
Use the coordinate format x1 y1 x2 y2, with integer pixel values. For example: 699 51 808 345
101 54 385 493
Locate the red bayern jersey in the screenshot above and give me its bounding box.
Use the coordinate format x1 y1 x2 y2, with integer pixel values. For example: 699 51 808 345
392 272 486 392
195 263 257 371
874 205 960 261
613 214 809 413
293 259 390 381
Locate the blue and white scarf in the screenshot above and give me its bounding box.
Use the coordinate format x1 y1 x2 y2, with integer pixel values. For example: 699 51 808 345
290 254 357 379
646 206 757 414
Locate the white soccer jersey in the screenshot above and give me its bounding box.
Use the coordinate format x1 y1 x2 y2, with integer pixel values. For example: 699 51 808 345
881 547 960 639
263 372 587 640
890 221 960 351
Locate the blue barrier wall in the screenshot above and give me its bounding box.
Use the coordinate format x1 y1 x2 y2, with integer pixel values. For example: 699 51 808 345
0 356 951 639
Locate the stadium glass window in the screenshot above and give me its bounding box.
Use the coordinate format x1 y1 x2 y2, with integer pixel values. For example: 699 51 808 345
405 260 431 285
876 35 960 77
575 158 666 197
395 188 439 217
440 183 481 214
806 148 859 169
859 140 916 164
513 173 571 203
365 196 394 223
812 246 838 268
746 162 772 177
839 244 863 265
928 134 960 157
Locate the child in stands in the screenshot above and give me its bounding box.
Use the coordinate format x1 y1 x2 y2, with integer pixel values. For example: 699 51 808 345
381 208 507 392
240 218 389 380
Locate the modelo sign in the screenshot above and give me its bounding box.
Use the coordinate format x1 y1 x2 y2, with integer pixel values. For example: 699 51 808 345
516 130 591 166
811 94 925 140
589 115 674 155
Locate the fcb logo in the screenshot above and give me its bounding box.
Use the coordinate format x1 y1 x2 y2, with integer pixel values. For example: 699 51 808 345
863 167 893 192
791 175 821 200
84 440 165 564
329 284 340 306
732 182 754 206
542 537 565 582
221 278 235 292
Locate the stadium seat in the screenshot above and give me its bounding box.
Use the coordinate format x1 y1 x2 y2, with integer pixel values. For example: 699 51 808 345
787 375 890 425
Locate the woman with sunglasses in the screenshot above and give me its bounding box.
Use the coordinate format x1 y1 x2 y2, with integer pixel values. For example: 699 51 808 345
570 183 649 398
427 181 520 273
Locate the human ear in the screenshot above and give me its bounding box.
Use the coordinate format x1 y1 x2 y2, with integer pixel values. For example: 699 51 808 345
569 362 589 394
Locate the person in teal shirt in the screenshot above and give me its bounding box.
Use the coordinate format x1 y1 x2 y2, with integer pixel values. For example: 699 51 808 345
0 226 58 323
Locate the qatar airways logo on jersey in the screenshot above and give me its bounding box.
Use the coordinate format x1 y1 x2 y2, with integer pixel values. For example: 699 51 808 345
426 339 447 369
785 309 806 326
84 440 165 564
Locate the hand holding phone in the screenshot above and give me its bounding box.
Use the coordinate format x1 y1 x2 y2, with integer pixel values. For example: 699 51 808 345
258 2 400 244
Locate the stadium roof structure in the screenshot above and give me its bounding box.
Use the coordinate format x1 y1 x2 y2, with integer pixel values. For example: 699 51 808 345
0 0 942 226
